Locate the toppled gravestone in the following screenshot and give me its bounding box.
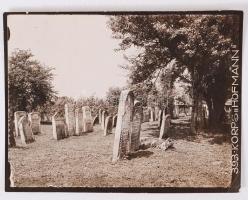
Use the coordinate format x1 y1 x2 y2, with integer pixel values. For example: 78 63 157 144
139 137 174 151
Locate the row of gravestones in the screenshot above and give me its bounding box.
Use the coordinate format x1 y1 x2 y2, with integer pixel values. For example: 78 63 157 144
52 104 94 140
14 111 41 145
112 90 172 161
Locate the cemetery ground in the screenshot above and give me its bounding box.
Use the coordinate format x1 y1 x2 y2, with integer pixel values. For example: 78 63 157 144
9 120 232 188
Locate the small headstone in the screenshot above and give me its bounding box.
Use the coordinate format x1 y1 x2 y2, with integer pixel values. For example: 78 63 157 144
159 114 171 139
14 111 26 137
130 101 143 152
18 115 35 145
75 108 83 135
93 115 99 125
52 113 67 140
104 116 113 136
112 90 134 161
28 112 41 135
112 114 117 128
82 106 93 132
65 104 76 136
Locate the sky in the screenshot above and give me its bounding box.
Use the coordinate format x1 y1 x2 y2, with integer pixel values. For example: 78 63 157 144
8 15 128 99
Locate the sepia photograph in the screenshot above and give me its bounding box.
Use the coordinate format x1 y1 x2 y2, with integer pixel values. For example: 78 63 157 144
4 11 242 192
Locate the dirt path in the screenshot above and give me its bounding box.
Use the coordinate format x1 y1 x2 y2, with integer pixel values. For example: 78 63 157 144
9 122 232 187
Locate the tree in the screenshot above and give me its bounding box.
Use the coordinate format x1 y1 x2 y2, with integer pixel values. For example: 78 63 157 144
105 87 122 114
108 14 240 133
8 49 56 147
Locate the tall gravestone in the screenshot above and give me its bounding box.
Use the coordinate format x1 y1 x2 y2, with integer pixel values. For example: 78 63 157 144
130 101 143 152
154 106 160 121
149 107 155 122
52 113 67 140
18 115 35 145
112 90 134 162
14 111 26 137
65 104 76 136
112 114 117 128
28 112 41 135
99 109 102 126
159 114 171 139
158 109 163 128
104 116 113 136
82 106 93 132
101 111 108 130
75 108 83 135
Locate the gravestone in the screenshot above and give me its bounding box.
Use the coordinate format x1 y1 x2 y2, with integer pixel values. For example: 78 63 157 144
159 114 171 139
130 101 143 152
52 113 67 140
104 116 113 136
93 115 99 125
14 111 26 137
99 109 102 126
112 114 117 128
149 107 155 122
143 109 150 122
158 109 163 128
154 106 160 121
18 115 35 145
28 112 41 135
65 104 76 136
75 108 83 135
82 106 93 132
112 90 134 161
101 111 108 130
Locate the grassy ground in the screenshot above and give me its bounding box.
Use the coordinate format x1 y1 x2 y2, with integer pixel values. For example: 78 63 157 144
8 120 232 188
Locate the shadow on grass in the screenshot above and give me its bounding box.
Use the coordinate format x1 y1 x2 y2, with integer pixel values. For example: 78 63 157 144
127 150 154 160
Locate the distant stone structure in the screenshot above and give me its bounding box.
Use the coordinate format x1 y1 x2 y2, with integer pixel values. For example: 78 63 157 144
18 115 35 145
52 112 68 140
158 109 163 128
130 101 143 152
75 108 84 135
101 110 108 130
104 116 113 136
112 90 134 161
149 107 155 122
28 112 41 135
14 111 26 137
65 104 76 136
159 114 171 139
82 106 93 132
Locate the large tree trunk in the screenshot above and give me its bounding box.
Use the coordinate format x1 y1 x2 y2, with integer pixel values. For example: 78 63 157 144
190 91 198 135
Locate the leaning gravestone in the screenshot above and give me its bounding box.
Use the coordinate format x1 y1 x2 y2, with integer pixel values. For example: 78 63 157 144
130 101 143 152
82 106 93 132
159 114 171 139
18 115 35 145
101 111 108 130
14 111 26 137
104 116 113 136
28 112 41 135
112 90 134 161
65 103 76 136
52 113 67 140
93 115 99 125
112 114 117 128
75 108 83 135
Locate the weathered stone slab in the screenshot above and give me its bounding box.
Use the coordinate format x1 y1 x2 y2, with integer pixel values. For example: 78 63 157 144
101 110 108 130
158 109 163 128
143 109 150 122
112 114 117 128
104 116 113 136
18 115 35 145
159 114 171 139
130 101 143 152
75 108 83 135
93 115 99 125
112 90 134 161
14 111 26 137
65 104 76 136
82 106 93 132
52 113 67 140
28 112 41 135
155 106 160 121
149 107 155 122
